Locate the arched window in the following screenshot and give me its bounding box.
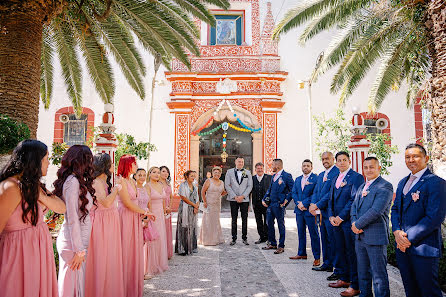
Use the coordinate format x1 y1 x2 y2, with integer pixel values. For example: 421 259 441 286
54 107 95 146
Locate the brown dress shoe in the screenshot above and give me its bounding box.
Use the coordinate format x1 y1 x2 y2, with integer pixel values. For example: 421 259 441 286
274 247 284 254
328 280 351 288
289 255 307 260
262 245 277 250
340 287 360 297
313 259 320 266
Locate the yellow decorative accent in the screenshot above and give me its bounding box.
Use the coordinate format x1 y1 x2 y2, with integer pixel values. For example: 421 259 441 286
228 123 251 132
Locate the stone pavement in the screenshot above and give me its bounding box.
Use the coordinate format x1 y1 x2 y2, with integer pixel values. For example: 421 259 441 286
144 212 407 297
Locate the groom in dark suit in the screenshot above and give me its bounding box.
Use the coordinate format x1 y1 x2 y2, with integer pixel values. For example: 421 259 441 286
251 162 272 244
391 143 446 297
225 156 253 246
351 157 393 297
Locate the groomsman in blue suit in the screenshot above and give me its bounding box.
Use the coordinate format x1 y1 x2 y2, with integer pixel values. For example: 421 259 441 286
290 159 321 266
351 157 393 297
262 159 294 254
391 143 446 297
310 152 340 279
328 151 364 297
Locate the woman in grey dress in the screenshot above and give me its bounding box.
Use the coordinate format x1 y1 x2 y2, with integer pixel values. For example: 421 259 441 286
175 170 199 255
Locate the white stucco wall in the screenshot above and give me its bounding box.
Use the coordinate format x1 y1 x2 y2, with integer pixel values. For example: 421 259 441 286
37 0 416 189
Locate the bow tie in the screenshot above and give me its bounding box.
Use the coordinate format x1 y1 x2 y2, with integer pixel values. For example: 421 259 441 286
237 169 243 172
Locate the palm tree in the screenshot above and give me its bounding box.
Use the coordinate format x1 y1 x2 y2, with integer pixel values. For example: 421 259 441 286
273 0 446 176
0 0 229 138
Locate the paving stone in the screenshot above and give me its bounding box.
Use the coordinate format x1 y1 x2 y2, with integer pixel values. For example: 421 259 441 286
144 212 410 296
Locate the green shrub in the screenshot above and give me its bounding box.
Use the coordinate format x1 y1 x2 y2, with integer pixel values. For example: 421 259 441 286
53 241 59 276
387 231 397 267
0 115 30 154
50 142 69 166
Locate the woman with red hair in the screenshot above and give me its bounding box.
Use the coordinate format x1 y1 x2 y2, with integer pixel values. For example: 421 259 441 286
116 154 155 297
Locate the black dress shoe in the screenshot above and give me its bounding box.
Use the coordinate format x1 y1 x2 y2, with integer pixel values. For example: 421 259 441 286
243 240 249 245
255 239 267 244
230 240 236 246
313 265 334 272
327 273 340 281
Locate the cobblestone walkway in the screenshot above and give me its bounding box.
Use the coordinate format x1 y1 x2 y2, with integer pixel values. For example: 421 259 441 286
144 212 407 297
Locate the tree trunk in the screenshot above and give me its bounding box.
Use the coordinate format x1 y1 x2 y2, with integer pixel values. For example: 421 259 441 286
0 9 45 138
0 1 64 138
426 0 446 180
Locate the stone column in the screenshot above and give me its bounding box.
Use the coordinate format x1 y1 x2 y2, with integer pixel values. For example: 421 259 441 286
252 132 263 171
95 103 118 183
190 135 200 174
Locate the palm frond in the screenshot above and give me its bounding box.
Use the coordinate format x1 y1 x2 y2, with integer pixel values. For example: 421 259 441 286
69 15 115 104
113 0 199 68
298 0 373 43
40 25 55 109
273 0 343 39
171 0 217 26
83 9 146 99
52 19 83 115
368 35 413 112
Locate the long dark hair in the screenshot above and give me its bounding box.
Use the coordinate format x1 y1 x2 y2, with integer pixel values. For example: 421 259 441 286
53 145 96 221
0 140 48 225
93 153 112 194
159 165 171 184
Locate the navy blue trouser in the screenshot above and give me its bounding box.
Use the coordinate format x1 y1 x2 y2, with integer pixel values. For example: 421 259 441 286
320 214 337 269
333 220 358 290
266 205 286 248
396 249 442 297
295 213 321 259
355 239 390 297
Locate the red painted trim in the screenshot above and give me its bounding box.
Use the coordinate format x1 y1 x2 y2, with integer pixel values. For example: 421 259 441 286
359 112 391 145
53 107 95 144
413 96 423 144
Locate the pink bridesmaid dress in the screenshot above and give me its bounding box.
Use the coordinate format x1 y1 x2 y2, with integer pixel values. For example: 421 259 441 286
118 182 144 297
144 184 168 277
85 183 125 297
164 184 173 259
0 189 58 297
57 175 93 297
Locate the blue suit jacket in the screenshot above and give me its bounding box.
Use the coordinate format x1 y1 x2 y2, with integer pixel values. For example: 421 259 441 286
350 176 393 245
328 169 364 221
391 169 446 258
311 166 340 216
291 173 318 216
263 170 294 206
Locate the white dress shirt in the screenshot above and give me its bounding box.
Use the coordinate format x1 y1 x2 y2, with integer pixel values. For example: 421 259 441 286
256 174 264 183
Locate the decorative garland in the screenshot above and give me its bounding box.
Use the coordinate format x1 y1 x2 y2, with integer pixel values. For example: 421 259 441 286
191 99 261 136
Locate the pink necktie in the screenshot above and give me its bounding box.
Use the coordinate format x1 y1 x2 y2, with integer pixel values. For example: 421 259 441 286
274 173 279 182
301 176 307 190
335 173 345 189
363 181 371 192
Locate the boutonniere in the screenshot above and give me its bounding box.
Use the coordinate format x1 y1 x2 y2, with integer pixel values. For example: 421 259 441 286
278 177 283 185
340 181 347 187
323 177 327 182
241 170 247 178
362 190 369 197
412 191 420 202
